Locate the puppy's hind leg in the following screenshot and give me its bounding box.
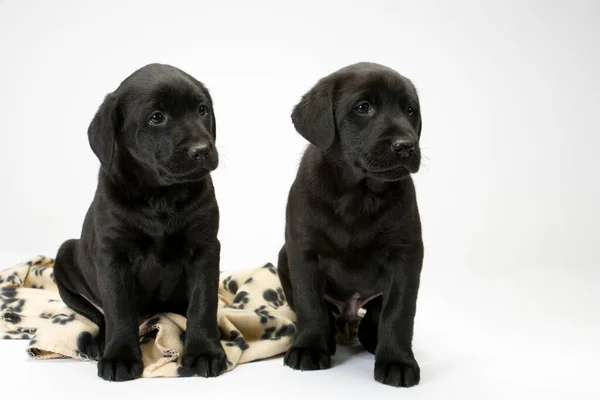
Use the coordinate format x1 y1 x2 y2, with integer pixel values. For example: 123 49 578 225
325 302 337 355
277 245 294 310
59 287 106 360
54 239 106 360
358 296 382 354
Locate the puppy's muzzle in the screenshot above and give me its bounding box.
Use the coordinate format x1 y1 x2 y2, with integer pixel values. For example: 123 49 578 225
187 144 211 160
391 139 416 158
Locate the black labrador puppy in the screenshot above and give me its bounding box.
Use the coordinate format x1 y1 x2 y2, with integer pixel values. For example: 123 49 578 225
278 62 424 387
53 64 227 381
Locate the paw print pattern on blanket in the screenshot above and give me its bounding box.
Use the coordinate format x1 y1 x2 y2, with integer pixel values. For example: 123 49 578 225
0 256 298 378
225 330 250 351
262 287 285 308
39 312 76 325
231 291 250 309
3 325 37 340
0 272 22 286
222 275 238 294
261 324 296 340
1 287 26 328
262 263 277 275
254 305 276 324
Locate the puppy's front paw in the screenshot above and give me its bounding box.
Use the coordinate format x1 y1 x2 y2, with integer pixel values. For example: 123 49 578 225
97 355 143 382
374 359 420 387
283 347 331 371
180 349 228 378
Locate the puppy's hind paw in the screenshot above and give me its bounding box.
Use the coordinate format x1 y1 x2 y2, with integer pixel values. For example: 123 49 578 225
180 350 228 378
374 360 420 387
283 347 330 371
97 355 143 382
76 331 104 361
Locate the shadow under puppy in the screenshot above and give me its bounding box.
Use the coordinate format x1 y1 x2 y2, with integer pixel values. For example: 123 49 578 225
53 64 226 381
278 62 424 387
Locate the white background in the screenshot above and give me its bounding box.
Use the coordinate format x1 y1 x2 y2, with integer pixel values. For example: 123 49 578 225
1 0 599 399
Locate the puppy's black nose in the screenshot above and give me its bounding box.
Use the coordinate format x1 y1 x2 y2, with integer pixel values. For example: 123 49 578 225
392 140 416 157
187 144 210 160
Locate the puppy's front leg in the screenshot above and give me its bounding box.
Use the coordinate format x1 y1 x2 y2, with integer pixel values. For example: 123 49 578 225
96 256 143 382
180 240 227 378
374 243 423 387
284 247 332 371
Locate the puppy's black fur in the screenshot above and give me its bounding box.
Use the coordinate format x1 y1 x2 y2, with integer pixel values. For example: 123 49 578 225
278 62 424 387
53 64 226 381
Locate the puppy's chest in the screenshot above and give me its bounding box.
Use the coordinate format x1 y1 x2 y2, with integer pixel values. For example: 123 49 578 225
315 192 398 299
319 250 387 303
131 234 189 298
317 203 394 252
333 189 389 222
136 210 188 237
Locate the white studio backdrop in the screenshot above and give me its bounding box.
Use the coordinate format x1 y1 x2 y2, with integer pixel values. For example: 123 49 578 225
1 1 599 399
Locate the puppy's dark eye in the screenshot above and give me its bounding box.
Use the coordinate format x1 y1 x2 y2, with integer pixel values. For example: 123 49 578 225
148 112 165 125
407 107 416 116
355 101 372 114
198 105 209 116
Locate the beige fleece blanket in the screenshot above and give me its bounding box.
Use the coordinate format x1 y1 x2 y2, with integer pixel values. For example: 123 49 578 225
0 256 297 377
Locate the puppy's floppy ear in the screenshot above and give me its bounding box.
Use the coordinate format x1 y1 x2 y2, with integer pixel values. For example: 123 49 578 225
413 85 422 137
210 105 217 140
202 88 217 140
291 78 336 150
88 93 120 169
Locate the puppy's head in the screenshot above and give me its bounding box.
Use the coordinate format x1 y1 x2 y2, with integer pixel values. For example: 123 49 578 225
88 63 218 185
292 62 422 181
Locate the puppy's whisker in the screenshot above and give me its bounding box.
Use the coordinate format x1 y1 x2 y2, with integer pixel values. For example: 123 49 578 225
217 154 229 170
216 151 230 161
419 152 430 170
